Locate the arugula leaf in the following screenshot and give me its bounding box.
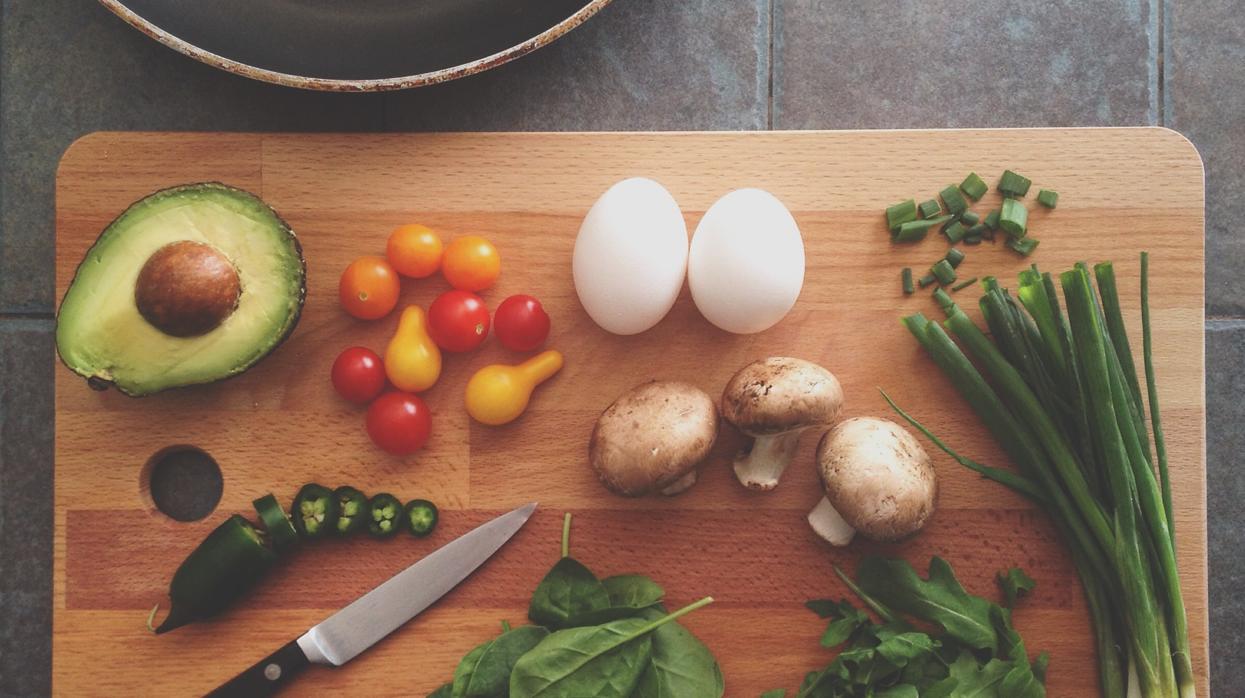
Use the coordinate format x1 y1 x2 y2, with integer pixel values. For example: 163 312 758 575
875 685 919 698
633 606 723 698
804 598 870 648
944 652 1014 696
527 557 611 629
875 631 938 667
997 567 1036 608
451 625 549 697
856 557 998 653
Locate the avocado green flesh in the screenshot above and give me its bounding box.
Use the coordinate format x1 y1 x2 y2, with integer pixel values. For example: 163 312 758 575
56 183 305 396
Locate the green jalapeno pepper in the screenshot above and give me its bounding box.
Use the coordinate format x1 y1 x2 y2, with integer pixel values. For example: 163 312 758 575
333 486 368 536
368 493 403 538
292 483 338 539
154 514 276 634
252 493 298 551
404 499 439 537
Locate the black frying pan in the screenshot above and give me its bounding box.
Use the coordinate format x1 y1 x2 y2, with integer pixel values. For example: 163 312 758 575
100 0 613 91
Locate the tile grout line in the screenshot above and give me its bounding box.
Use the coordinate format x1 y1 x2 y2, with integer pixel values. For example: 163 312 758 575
765 0 774 130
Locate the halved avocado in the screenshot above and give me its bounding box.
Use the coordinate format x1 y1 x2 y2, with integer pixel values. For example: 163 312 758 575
56 182 306 396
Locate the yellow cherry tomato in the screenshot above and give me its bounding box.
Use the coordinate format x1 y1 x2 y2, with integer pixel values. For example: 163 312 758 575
385 306 442 392
464 350 563 426
442 235 501 291
386 224 443 279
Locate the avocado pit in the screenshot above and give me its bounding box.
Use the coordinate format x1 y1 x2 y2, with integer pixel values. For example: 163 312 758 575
135 241 241 337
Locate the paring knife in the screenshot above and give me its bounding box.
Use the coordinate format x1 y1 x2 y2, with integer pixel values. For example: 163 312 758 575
207 502 538 697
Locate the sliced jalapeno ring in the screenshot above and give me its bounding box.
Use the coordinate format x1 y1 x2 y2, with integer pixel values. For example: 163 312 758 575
252 493 298 550
333 486 368 536
292 483 338 540
404 499 439 538
368 493 403 539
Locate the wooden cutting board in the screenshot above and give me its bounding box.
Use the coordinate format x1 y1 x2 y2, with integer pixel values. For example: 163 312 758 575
53 129 1208 696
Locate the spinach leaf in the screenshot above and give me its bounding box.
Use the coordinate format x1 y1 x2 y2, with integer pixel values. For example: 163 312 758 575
509 599 712 698
633 606 723 698
997 567 1036 609
428 683 452 698
856 557 998 653
451 625 549 698
528 556 611 628
759 691 787 698
603 575 664 609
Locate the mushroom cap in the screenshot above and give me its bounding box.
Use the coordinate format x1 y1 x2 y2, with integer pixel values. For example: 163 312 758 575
590 381 719 496
720 357 843 436
816 417 936 542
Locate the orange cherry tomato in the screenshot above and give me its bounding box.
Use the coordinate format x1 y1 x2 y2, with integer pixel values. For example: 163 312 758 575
386 224 443 279
442 236 501 291
339 256 400 320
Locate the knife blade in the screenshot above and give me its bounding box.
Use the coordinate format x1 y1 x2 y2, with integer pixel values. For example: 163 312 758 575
207 502 537 697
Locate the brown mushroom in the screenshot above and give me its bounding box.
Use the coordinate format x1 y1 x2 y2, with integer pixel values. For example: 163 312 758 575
808 416 937 546
590 381 719 496
720 357 843 490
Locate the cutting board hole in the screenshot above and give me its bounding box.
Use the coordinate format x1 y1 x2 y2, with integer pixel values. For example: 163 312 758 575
141 446 223 522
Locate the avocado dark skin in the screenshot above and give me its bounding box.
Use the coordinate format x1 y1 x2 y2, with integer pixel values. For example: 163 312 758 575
56 182 307 396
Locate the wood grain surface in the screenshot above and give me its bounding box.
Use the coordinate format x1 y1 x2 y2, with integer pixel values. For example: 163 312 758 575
53 129 1207 696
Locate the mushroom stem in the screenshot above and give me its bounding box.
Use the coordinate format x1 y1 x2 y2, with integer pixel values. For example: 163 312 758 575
659 469 698 496
732 430 805 490
807 496 857 546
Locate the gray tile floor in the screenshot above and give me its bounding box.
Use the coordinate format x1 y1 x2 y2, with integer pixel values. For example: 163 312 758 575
1 0 1239 694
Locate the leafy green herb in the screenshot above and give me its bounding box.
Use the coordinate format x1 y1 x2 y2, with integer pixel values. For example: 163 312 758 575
509 597 713 698
777 558 1046 698
452 625 550 697
998 567 1036 608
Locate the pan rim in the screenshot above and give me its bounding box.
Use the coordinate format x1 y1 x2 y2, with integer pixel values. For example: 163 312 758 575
98 0 615 92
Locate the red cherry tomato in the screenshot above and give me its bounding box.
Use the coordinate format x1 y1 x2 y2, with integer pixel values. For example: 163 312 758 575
366 392 431 456
427 290 490 352
330 347 387 404
494 295 551 352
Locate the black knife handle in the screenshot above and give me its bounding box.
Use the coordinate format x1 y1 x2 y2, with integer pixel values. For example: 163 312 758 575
205 640 311 698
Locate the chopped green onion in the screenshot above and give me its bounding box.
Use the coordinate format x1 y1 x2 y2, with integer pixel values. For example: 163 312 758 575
984 209 1001 230
894 216 950 243
931 259 957 285
967 223 988 238
998 169 1032 198
961 210 981 226
902 267 914 294
918 199 942 218
940 185 968 216
960 172 988 200
999 198 1028 237
918 273 937 289
1037 189 1059 208
943 221 968 244
1007 237 1039 256
886 199 918 231
945 248 966 268
933 287 954 310
951 277 979 292
964 234 983 245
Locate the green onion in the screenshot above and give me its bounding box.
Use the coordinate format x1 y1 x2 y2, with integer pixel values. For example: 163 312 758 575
902 267 914 295
945 248 966 268
951 277 978 292
961 210 981 226
1007 237 1039 256
891 258 1196 698
918 273 937 289
1000 198 1028 237
932 287 954 311
984 209 1001 230
960 172 988 200
998 169 1032 198
943 221 968 244
966 223 988 240
918 199 942 218
964 233 983 245
931 259 956 285
894 216 951 243
940 185 968 216
885 199 918 231
1037 189 1059 208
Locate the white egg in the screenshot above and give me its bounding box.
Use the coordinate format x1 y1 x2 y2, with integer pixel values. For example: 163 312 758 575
573 177 689 335
688 188 805 334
